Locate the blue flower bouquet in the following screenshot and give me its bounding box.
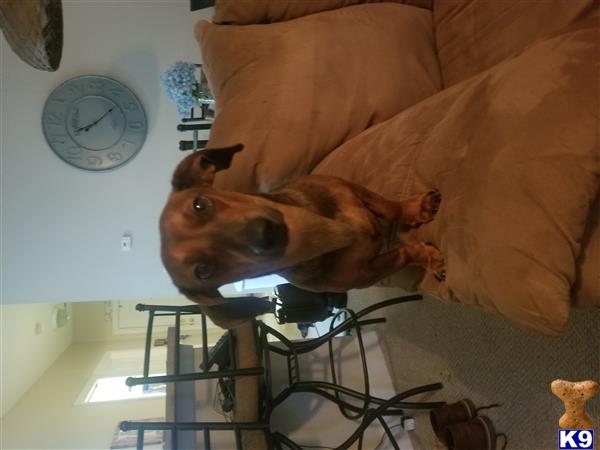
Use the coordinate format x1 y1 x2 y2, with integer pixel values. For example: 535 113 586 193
160 61 214 118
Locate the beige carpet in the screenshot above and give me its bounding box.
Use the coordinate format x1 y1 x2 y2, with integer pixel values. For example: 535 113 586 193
348 287 600 450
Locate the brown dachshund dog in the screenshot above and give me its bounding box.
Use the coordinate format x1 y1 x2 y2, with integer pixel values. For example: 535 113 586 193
160 144 445 328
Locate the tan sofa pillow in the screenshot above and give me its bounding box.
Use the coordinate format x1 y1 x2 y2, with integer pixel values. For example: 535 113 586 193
213 0 433 25
573 196 600 310
433 0 597 87
313 16 599 335
196 3 441 192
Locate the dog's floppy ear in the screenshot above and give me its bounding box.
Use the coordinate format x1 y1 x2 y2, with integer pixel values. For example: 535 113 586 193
199 296 274 329
171 143 244 191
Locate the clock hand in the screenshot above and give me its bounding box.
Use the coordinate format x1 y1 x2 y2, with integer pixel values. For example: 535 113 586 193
76 107 114 132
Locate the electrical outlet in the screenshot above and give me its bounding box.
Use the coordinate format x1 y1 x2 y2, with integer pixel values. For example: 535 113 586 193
402 416 416 431
121 234 132 251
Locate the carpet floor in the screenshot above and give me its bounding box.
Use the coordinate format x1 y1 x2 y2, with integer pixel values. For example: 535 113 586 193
348 287 600 450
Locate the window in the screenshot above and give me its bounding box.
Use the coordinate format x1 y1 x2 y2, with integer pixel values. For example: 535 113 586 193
77 348 167 405
85 375 166 403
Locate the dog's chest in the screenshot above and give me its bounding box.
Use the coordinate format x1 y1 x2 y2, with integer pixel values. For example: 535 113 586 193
298 182 381 237
278 183 385 288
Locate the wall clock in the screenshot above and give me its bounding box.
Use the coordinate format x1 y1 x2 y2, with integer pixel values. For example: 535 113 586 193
42 75 147 171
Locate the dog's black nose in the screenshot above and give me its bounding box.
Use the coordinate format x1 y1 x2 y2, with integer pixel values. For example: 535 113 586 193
246 217 288 256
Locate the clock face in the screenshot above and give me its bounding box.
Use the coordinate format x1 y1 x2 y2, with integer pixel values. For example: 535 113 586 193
42 75 147 171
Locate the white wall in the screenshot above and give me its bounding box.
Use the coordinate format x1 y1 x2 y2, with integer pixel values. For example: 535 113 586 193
73 300 151 343
0 338 165 450
0 303 73 417
1 1 212 305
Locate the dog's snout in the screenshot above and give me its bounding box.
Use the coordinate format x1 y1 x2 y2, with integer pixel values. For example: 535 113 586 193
246 217 288 256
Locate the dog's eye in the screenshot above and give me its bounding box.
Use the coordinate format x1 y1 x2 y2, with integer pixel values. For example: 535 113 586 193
194 262 213 280
193 196 213 214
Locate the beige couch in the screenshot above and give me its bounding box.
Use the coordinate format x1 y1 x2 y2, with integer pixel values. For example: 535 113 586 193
192 0 600 336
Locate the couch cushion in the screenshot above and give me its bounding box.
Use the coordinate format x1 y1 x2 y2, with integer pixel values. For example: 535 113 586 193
196 3 441 193
573 195 600 310
213 0 432 25
313 15 599 335
433 0 597 87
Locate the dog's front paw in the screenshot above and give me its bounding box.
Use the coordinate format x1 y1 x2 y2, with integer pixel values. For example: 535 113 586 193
419 189 442 223
434 268 446 282
427 245 446 282
403 190 442 226
418 242 446 281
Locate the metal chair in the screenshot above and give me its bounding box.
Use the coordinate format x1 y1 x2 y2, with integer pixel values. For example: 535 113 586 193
125 304 264 387
121 296 446 450
121 303 271 450
190 0 214 11
257 294 446 450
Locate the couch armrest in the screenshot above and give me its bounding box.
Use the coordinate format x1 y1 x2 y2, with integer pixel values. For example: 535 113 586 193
213 0 432 25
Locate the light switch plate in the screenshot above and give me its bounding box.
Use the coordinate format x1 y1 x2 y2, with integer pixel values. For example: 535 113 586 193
121 234 132 251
